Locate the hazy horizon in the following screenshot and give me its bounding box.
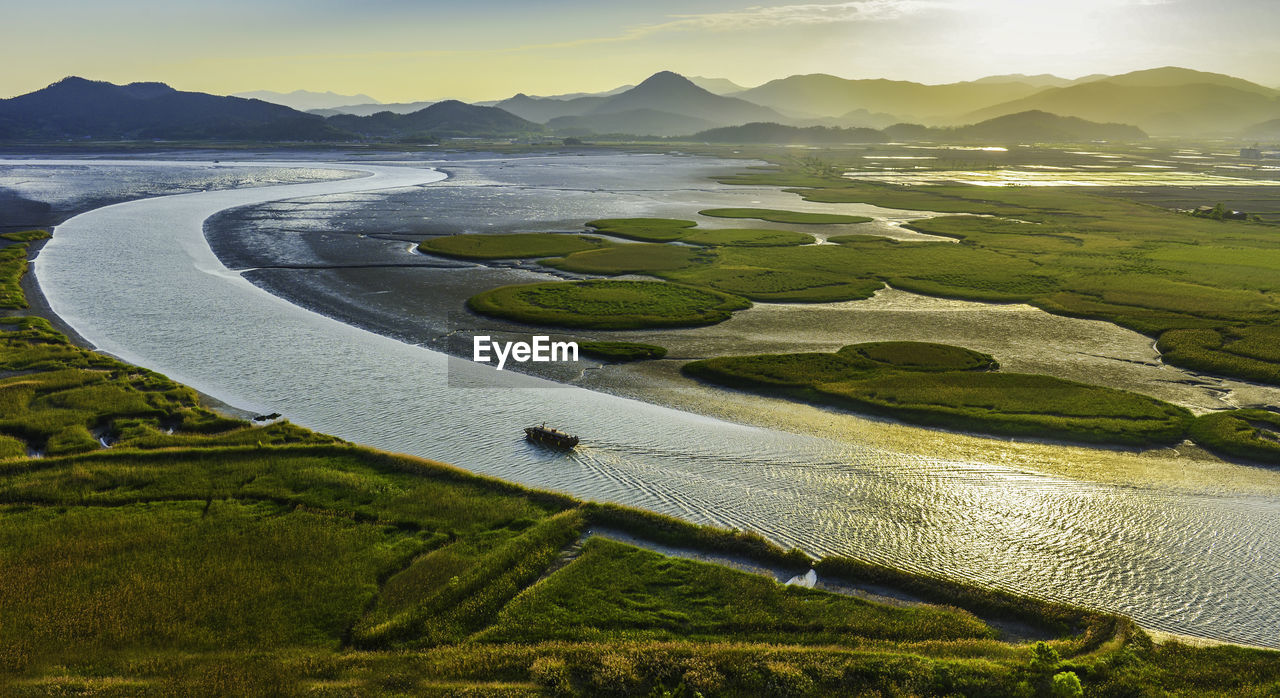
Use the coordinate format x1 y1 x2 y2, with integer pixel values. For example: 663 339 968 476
4 0 1278 102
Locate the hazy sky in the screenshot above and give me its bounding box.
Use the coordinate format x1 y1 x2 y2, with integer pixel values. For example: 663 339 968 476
4 0 1278 100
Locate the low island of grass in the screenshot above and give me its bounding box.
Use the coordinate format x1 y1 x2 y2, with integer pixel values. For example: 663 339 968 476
467 279 751 329
681 227 815 247
586 218 697 242
684 341 1194 447
1189 409 1280 463
418 232 611 259
579 340 668 361
541 242 710 274
700 207 873 225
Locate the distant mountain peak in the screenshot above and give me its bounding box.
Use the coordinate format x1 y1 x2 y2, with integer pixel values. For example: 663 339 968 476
635 71 700 90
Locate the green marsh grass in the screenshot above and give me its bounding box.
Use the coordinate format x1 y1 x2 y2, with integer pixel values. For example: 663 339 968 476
585 218 697 242
0 230 50 242
477 537 995 645
579 341 668 361
699 208 873 225
680 227 814 247
1188 409 1280 464
685 342 1193 446
0 244 31 308
418 233 611 259
467 279 750 329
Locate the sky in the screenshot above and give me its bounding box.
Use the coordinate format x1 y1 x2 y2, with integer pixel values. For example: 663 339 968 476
3 0 1278 101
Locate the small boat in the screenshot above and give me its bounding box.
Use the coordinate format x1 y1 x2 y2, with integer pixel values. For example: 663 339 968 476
524 423 579 449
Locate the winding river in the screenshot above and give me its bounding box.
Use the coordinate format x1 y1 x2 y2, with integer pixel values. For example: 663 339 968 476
25 157 1280 649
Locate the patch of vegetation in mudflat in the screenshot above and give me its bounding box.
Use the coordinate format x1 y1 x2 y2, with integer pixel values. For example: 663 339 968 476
1157 327 1280 385
579 340 668 361
681 227 814 247
700 207 873 225
541 242 710 274
586 218 697 242
718 163 1280 386
0 245 32 309
685 341 1193 447
0 230 50 243
418 232 612 259
467 279 750 329
1189 409 1280 463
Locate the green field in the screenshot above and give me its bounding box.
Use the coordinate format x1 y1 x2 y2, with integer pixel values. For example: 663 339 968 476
468 279 751 329
418 233 612 259
0 257 1276 694
700 207 873 225
685 341 1195 447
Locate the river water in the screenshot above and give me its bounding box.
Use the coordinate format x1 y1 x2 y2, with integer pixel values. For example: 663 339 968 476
18 156 1280 649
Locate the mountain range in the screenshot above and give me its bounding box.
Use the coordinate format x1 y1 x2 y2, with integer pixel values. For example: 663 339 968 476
232 89 380 112
2 66 1278 142
0 77 342 141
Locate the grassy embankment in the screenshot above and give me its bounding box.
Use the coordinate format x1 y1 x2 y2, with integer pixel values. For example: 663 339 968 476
2 232 1277 694
685 341 1193 447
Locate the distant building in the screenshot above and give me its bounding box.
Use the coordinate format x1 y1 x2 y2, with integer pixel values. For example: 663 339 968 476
1240 147 1263 160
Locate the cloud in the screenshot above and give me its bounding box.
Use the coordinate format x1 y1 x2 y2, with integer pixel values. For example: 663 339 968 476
659 0 946 31
636 0 1175 35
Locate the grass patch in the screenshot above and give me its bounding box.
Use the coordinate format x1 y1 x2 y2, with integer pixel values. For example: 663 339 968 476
0 230 50 242
681 228 815 247
579 341 668 361
418 233 611 260
586 218 697 242
839 341 999 371
468 279 750 330
1157 327 1280 385
685 342 1193 446
700 208 873 225
477 537 994 645
0 500 421 660
1189 409 1280 464
0 244 30 309
541 243 709 274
